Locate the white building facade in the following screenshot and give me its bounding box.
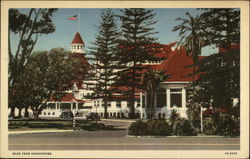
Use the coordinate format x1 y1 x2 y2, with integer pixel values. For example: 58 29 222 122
39 33 196 119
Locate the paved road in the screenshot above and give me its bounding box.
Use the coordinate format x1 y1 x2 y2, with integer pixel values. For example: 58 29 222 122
9 120 240 150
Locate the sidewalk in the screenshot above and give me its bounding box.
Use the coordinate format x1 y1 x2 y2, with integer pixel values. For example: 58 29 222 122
9 129 74 135
101 118 135 123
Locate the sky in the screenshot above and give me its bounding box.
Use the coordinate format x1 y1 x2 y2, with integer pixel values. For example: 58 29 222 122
10 8 218 56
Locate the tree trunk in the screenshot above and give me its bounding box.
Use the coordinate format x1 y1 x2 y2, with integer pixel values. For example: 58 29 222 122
24 107 29 118
104 99 108 118
18 107 22 118
9 106 15 118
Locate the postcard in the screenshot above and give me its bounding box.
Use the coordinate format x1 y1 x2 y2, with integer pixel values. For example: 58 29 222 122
1 0 249 158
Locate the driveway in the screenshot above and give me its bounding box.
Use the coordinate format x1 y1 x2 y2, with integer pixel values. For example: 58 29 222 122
9 120 240 150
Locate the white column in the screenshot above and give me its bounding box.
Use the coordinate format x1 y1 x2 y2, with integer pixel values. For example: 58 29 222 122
182 88 186 108
140 92 143 119
166 88 170 108
145 92 147 119
71 103 73 111
76 102 79 111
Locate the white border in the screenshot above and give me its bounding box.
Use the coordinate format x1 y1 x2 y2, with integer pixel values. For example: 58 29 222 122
1 1 249 158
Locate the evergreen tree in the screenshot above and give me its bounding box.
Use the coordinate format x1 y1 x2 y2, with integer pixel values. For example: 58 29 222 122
88 9 120 118
195 8 240 110
115 8 162 119
188 9 240 134
199 8 240 48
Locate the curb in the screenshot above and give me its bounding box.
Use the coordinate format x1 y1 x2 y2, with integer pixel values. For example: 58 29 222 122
127 135 240 138
9 129 74 135
101 119 135 123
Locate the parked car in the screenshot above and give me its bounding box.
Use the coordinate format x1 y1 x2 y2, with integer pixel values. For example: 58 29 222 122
74 112 87 120
60 111 73 119
86 113 100 121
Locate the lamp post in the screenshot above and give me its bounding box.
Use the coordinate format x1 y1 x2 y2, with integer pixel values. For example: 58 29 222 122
95 102 98 123
200 106 203 134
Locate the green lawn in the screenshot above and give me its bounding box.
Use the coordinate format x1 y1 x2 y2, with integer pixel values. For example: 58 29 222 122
9 119 117 131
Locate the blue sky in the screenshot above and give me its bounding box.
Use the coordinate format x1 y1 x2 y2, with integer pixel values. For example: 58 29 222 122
10 8 217 56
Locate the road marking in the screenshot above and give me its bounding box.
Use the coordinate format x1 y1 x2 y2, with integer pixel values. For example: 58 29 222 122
9 143 240 146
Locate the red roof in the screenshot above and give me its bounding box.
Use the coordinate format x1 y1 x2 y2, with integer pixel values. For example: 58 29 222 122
157 46 205 82
49 93 85 103
109 86 142 93
71 32 84 44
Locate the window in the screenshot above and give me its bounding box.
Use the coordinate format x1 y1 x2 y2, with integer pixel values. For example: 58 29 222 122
47 103 56 109
162 113 166 118
157 89 166 108
158 113 161 118
60 103 71 109
116 101 121 107
44 112 46 115
170 94 182 107
110 112 112 117
108 101 111 107
113 112 116 117
142 95 145 108
136 100 140 107
78 103 84 109
170 88 182 93
73 103 76 109
48 112 50 115
52 112 55 115
77 45 79 49
170 88 182 108
101 112 103 117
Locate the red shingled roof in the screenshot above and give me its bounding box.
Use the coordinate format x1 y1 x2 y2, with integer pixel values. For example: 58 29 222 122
49 93 85 103
157 46 205 82
71 32 84 44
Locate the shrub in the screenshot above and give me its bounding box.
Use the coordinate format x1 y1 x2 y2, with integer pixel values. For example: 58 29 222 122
128 120 148 136
215 113 240 136
172 118 197 136
203 118 217 135
203 112 240 136
147 119 172 136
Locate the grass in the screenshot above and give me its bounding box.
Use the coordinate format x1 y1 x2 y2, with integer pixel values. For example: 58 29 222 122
8 119 121 131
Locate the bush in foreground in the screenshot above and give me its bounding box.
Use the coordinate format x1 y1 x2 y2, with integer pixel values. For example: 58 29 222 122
146 119 172 136
172 118 197 136
128 120 148 136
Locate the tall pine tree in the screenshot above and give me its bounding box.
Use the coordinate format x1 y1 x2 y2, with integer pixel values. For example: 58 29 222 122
88 9 119 118
200 8 240 48
115 9 161 119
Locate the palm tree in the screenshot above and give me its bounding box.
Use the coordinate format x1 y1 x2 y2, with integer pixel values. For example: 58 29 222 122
172 12 205 89
141 69 167 119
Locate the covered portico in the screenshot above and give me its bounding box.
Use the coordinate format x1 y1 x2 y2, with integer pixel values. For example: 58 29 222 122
139 82 190 119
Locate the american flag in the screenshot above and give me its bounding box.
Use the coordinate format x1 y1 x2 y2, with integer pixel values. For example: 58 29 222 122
68 15 77 20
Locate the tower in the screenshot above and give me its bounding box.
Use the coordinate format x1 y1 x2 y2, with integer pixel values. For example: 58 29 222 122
71 32 85 54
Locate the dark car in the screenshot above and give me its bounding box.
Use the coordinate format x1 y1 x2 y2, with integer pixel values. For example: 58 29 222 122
60 111 73 119
86 113 100 121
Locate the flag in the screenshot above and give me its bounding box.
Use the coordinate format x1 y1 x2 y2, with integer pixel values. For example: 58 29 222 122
68 15 77 20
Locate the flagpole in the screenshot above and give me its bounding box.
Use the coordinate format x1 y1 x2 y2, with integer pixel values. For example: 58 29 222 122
77 12 80 32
